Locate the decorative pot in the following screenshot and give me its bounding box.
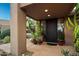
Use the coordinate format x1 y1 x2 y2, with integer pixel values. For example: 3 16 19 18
31 39 37 44
58 40 65 46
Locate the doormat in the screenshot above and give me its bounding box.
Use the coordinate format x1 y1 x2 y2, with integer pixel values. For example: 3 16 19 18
47 42 57 46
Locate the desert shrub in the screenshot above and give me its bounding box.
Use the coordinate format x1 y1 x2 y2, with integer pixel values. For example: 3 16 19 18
61 48 79 56
0 29 10 39
3 36 10 43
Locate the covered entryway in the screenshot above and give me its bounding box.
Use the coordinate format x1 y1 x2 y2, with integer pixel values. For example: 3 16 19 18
21 3 75 44
10 3 75 55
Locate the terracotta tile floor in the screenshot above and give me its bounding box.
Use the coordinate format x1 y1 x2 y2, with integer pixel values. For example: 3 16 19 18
0 39 75 56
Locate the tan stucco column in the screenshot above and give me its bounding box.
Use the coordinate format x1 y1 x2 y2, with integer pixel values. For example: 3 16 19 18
10 3 26 55
64 20 73 45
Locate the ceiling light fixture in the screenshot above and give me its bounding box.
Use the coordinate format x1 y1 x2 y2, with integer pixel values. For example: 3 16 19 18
48 14 50 17
45 9 48 12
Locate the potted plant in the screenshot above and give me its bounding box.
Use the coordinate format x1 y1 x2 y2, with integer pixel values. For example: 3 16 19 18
31 28 43 45
36 35 43 45
31 32 38 44
31 33 43 45
31 39 37 44
58 33 65 45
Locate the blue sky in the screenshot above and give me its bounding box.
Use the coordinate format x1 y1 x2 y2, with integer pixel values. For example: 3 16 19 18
0 3 10 20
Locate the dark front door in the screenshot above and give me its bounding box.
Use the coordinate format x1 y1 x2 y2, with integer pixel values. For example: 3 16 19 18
46 19 57 44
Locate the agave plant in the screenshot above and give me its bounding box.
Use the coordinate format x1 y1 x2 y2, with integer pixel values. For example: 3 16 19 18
61 48 69 56
66 14 79 52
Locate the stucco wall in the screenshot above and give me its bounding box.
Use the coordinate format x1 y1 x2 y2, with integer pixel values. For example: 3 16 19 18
64 20 73 45
10 3 26 55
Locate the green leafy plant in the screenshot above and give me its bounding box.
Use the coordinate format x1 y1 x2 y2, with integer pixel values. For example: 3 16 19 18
74 39 79 52
66 15 79 52
32 21 43 44
27 18 43 44
58 31 65 45
58 33 65 41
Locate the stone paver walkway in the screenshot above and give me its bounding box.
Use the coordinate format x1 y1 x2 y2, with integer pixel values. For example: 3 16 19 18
0 39 75 56
0 43 10 53
27 40 75 56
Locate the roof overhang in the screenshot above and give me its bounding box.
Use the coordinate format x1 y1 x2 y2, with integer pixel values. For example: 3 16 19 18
21 3 76 20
